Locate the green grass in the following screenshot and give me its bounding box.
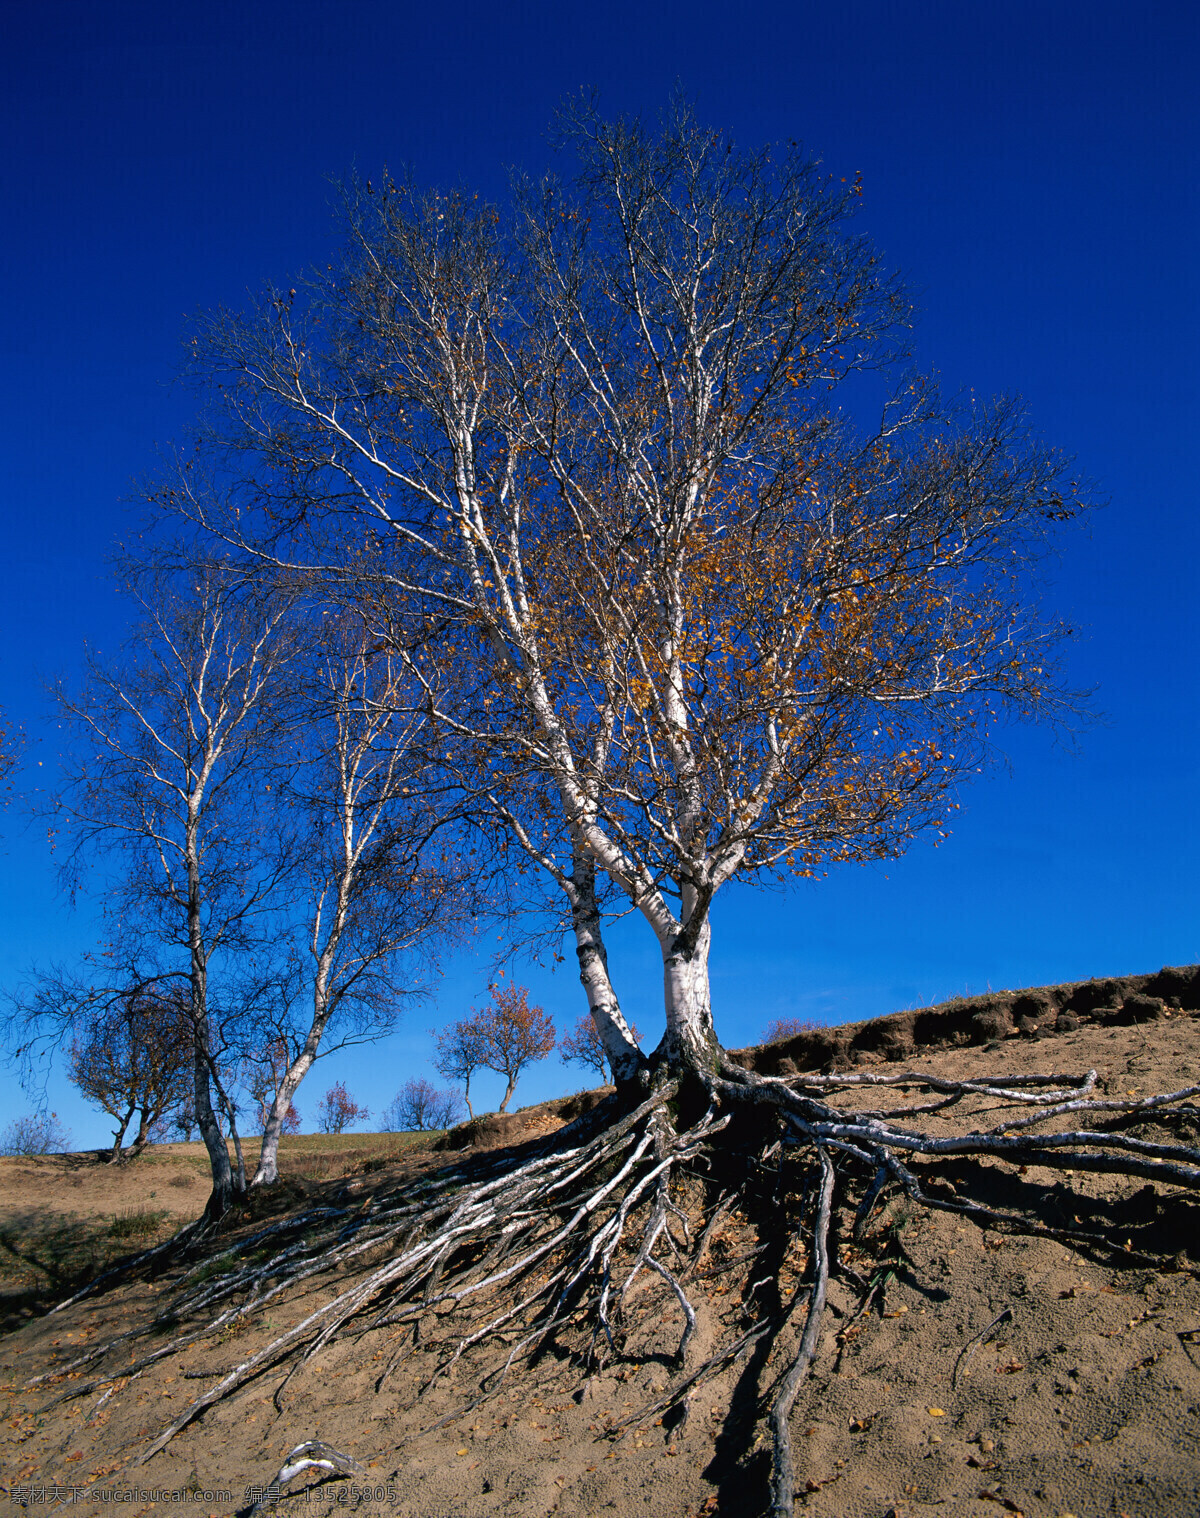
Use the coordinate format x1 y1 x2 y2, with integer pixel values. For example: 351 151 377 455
108 1206 170 1240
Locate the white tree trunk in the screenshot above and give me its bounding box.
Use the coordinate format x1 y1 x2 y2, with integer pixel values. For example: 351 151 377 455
193 1037 235 1217
659 916 717 1072
252 1050 315 1186
570 848 643 1086
188 948 237 1217
253 895 341 1186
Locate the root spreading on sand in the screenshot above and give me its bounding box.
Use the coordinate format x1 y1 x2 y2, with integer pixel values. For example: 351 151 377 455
25 1060 1200 1514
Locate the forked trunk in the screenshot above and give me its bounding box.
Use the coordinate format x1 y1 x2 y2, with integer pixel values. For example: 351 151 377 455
123 1106 156 1161
571 846 645 1087
107 1103 136 1164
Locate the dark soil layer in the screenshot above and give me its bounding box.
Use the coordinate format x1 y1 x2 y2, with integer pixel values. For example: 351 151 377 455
730 964 1200 1075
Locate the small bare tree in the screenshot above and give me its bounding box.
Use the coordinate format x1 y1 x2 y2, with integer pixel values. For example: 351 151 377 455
432 1015 486 1120
0 1112 70 1156
49 560 298 1218
560 1011 642 1084
381 1077 463 1132
249 610 472 1185
762 1017 822 1045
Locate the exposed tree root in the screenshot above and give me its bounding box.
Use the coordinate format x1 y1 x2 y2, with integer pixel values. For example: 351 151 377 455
24 1060 1200 1515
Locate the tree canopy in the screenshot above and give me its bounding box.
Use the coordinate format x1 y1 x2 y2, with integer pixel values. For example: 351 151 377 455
189 99 1087 1080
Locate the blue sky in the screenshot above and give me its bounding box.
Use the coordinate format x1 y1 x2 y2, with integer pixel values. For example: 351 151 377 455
2 0 1197 1145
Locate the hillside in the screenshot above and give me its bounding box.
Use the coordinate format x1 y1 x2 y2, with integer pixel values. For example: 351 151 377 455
2 969 1199 1517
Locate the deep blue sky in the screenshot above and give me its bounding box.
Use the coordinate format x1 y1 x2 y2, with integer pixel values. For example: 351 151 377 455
3 0 1197 1144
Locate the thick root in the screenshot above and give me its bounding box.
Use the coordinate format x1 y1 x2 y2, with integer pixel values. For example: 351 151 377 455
24 1057 1200 1516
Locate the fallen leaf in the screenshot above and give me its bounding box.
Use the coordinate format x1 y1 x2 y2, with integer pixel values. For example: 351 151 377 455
927 1406 945 1417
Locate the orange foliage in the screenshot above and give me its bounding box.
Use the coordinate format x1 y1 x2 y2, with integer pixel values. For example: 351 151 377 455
437 982 555 1115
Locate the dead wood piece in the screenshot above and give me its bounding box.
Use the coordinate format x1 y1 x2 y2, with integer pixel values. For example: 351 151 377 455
244 1440 369 1516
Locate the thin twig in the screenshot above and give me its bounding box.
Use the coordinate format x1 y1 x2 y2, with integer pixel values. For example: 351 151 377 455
952 1306 1014 1389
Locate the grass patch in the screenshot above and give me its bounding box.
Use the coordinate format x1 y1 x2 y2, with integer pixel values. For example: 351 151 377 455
108 1207 170 1241
276 1133 428 1183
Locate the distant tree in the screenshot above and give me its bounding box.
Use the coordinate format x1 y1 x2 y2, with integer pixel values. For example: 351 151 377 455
249 1039 302 1135
762 1017 822 1046
0 1112 71 1156
315 1081 369 1134
169 1103 197 1143
560 1013 642 1084
475 982 556 1114
432 1016 487 1120
67 986 192 1162
381 1077 463 1132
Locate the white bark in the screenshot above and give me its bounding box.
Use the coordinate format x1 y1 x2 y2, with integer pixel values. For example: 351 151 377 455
194 133 1036 1081
253 1049 315 1186
658 915 717 1071
56 569 294 1217
568 847 643 1086
253 637 459 1185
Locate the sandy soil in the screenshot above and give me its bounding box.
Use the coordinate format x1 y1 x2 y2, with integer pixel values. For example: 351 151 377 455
2 986 1199 1518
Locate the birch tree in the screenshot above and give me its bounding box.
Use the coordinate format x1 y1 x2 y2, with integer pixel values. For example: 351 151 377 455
51 562 297 1218
51 109 1200 1518
249 610 473 1184
191 100 1081 1083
